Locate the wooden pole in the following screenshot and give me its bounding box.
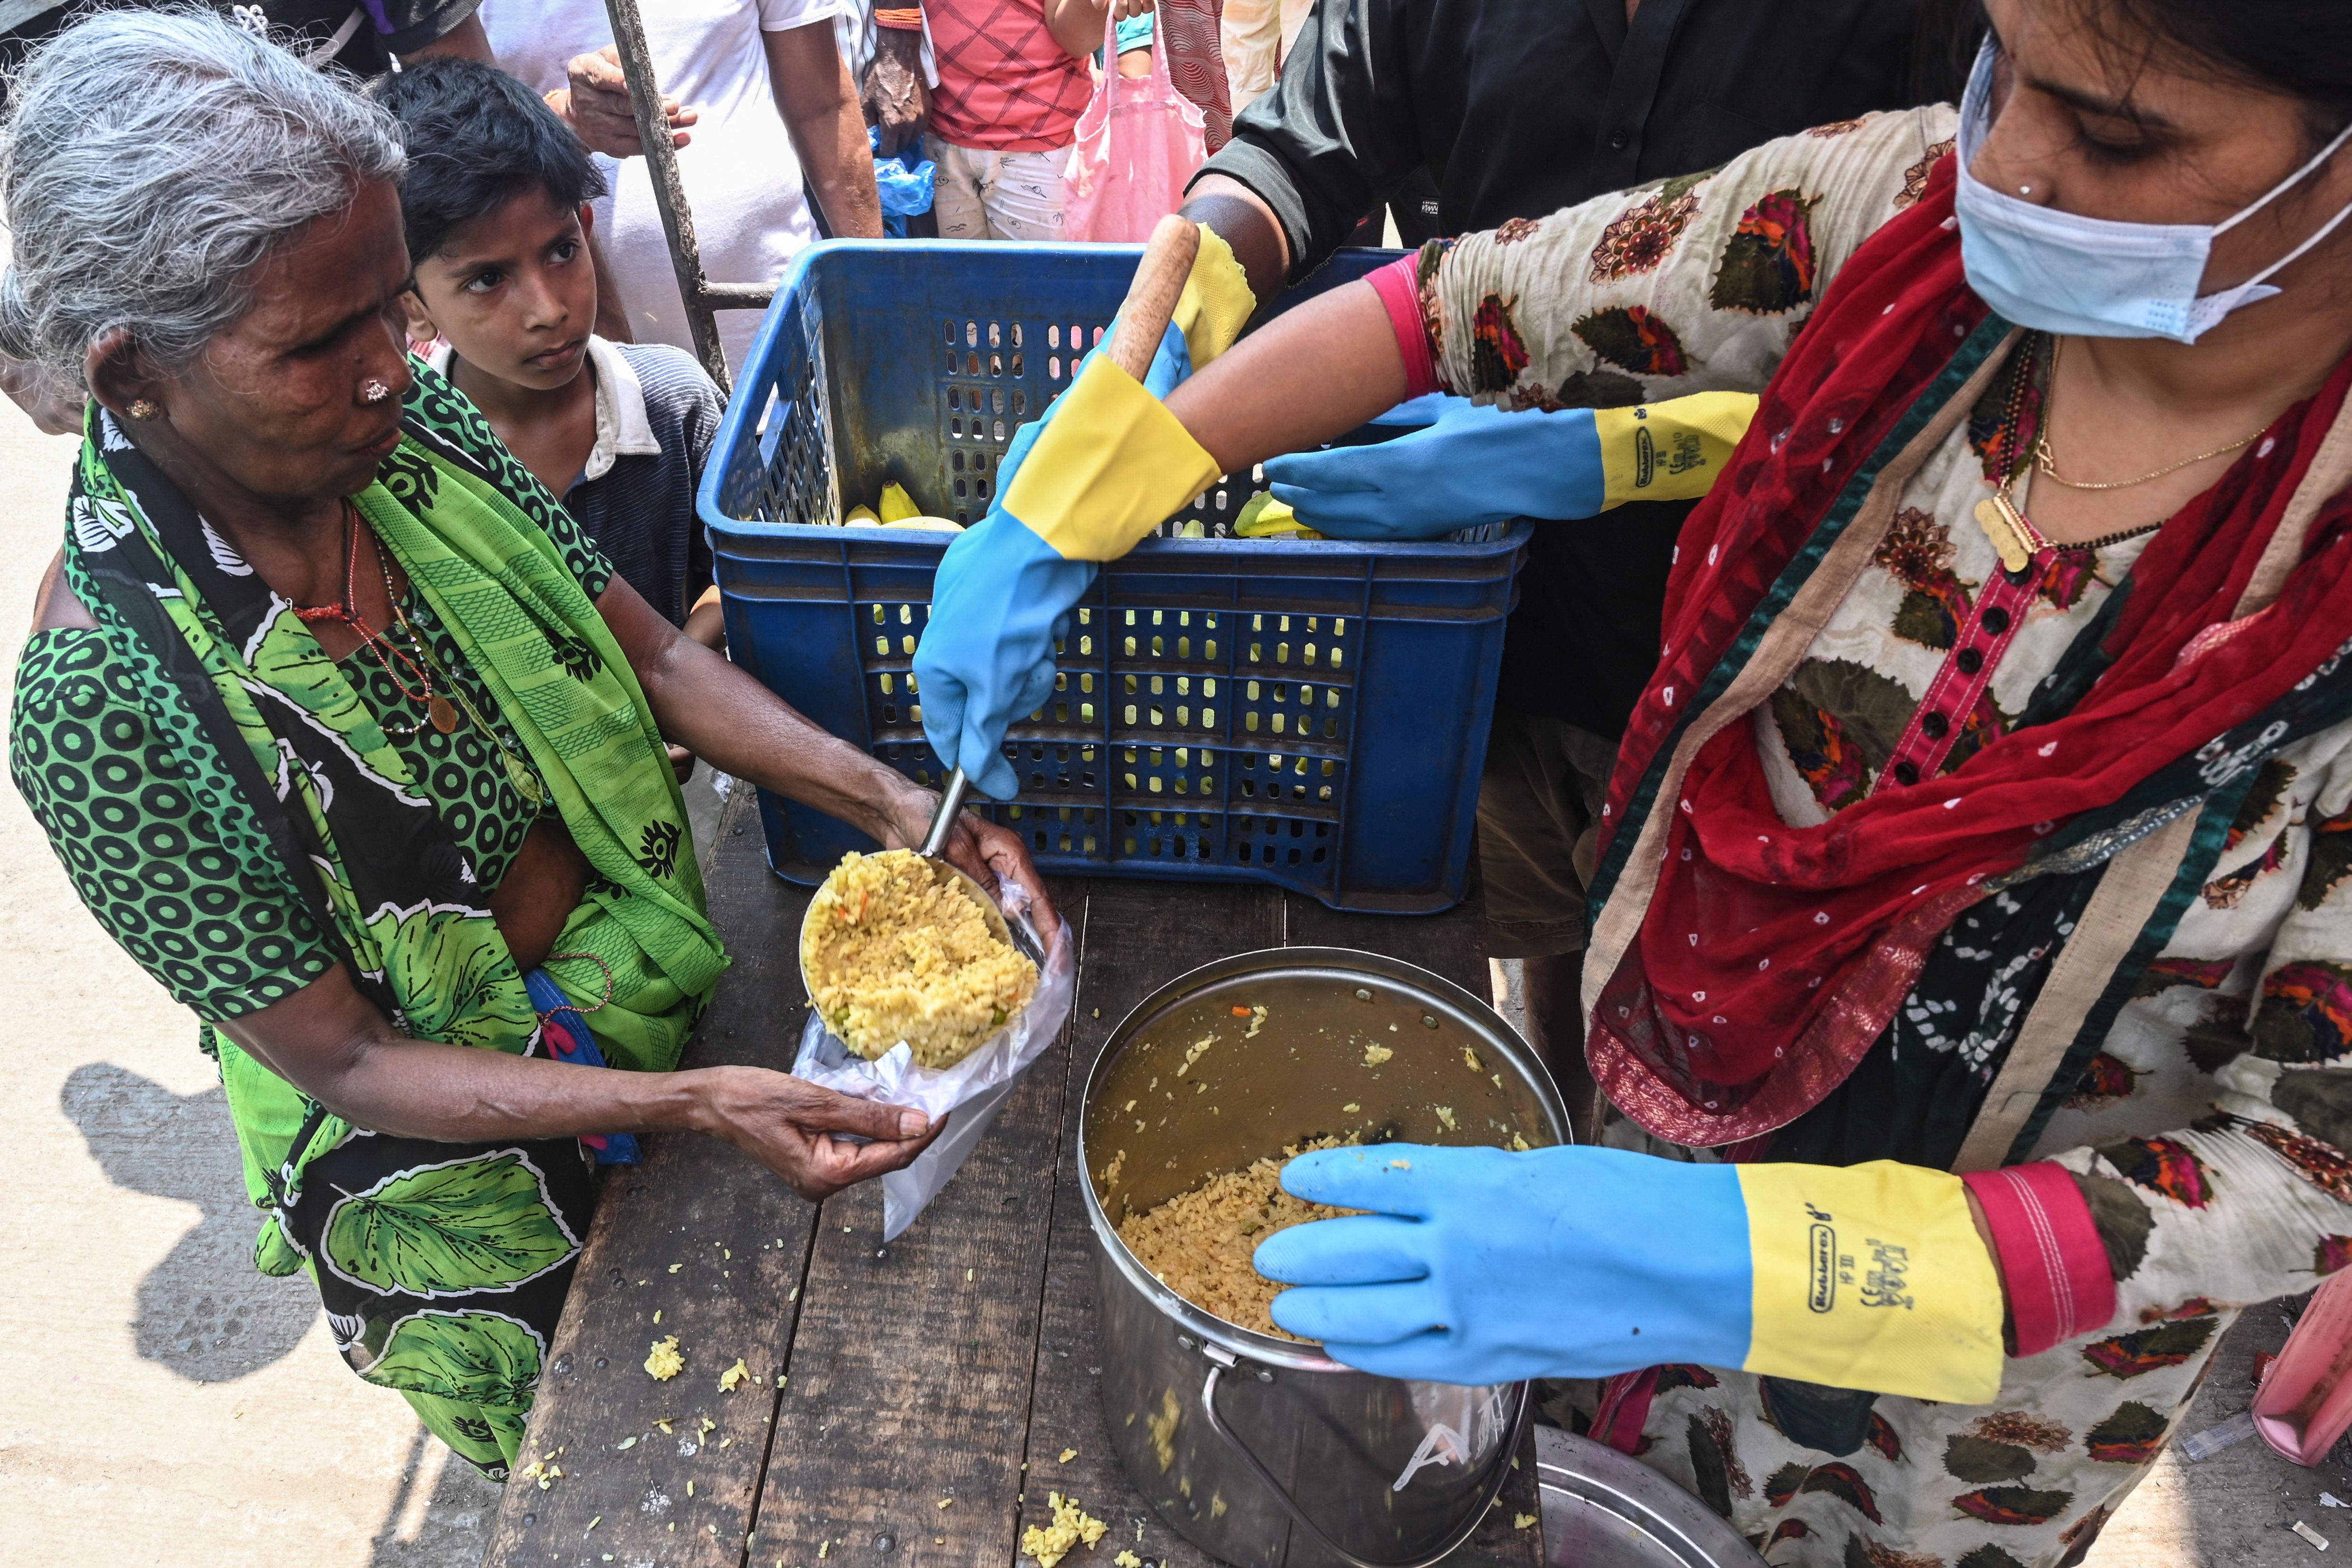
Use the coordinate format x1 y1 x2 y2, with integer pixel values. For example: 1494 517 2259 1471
601 0 780 391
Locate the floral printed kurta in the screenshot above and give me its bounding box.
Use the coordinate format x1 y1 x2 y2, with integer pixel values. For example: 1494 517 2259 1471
1408 105 2352 1567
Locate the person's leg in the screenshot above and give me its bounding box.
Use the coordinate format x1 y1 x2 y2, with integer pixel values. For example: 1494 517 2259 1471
1276 0 1314 63
1476 708 1619 1143
927 135 989 241
977 147 1069 242
281 1124 596 1481
1219 0 1281 117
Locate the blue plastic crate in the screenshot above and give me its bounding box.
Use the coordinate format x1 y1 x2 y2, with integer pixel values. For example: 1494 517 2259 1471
698 240 1530 913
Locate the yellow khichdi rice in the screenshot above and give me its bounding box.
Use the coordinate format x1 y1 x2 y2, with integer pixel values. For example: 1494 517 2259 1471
1114 1136 1358 1339
802 849 1039 1068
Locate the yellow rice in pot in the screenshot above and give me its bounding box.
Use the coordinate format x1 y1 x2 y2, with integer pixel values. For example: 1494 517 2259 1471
1115 1136 1358 1340
802 849 1039 1068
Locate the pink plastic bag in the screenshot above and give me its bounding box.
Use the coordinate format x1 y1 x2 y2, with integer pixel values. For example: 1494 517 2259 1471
2252 1269 2352 1465
1062 16 1208 243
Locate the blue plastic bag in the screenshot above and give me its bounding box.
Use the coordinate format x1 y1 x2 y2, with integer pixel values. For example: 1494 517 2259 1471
868 126 937 238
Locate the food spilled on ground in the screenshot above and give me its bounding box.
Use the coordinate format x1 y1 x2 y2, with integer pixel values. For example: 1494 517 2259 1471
802 849 1038 1068
1021 1491 1109 1568
1115 1136 1360 1340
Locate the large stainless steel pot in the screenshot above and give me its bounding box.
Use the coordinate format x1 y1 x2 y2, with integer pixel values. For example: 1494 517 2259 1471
1081 948 1569 1568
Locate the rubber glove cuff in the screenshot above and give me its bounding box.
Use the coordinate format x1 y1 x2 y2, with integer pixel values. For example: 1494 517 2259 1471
1000 353 1223 563
1592 391 1757 507
1171 221 1256 371
1735 1161 2004 1404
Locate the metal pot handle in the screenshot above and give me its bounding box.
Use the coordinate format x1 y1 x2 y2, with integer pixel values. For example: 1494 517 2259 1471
1199 1357 1533 1568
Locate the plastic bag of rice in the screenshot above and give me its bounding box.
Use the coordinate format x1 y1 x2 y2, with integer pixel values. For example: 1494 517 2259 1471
801 849 1039 1068
793 849 1075 1240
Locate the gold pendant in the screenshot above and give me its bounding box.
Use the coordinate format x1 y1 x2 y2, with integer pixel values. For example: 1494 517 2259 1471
1973 494 2037 574
428 695 459 734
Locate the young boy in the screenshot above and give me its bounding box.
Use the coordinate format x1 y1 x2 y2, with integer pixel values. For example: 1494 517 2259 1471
374 57 726 645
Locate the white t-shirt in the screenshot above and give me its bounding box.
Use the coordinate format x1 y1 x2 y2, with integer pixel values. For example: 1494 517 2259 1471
483 0 844 376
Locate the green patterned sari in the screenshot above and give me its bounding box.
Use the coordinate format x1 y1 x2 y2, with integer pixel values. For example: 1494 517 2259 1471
9 362 726 1475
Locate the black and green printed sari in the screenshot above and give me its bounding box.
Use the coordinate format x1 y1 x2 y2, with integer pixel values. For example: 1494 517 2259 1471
9 361 727 1475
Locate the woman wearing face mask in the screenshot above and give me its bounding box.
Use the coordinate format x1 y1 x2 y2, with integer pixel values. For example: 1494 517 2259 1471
923 0 2352 1559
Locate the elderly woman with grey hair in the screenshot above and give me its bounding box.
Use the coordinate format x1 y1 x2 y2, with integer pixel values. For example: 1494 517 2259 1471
2 9 1045 1478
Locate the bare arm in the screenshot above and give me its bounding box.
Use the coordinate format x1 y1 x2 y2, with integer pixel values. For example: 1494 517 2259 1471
1179 174 1293 309
765 22 884 240
1162 278 1404 474
1043 0 1154 59
31 548 96 632
592 571 1057 930
1043 0 1107 60
217 966 938 1200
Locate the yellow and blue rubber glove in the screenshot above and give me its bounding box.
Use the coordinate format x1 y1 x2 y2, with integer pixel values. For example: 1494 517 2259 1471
914 224 1251 799
1261 390 1759 540
1254 1144 2004 1403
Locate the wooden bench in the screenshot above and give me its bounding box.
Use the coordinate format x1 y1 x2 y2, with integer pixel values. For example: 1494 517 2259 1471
483 789 1545 1568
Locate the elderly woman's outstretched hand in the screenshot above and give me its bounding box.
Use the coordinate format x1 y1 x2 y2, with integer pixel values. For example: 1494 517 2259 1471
692 1067 945 1201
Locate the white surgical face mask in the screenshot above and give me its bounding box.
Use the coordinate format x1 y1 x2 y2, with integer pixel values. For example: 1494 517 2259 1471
1955 37 2352 344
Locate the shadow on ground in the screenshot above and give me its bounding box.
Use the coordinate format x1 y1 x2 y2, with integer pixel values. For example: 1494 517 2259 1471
369 1426 502 1567
59 1061 318 1381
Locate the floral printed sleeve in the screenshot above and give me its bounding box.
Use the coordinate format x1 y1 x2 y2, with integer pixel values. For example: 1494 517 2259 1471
1413 104 1958 411
2033 722 2352 1333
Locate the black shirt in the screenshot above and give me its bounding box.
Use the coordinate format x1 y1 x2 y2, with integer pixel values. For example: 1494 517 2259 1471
1202 0 1972 736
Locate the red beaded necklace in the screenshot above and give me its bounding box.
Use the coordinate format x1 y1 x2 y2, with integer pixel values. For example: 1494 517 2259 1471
292 500 457 734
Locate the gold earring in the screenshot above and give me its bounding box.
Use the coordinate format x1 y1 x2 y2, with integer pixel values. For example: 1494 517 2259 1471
127 398 158 420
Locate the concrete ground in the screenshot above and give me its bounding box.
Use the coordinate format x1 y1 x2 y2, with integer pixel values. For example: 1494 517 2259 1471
0 383 2338 1568
0 401 498 1566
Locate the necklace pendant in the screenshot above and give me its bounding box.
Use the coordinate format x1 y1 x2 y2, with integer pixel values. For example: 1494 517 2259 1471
503 750 546 806
428 695 459 735
1974 494 2037 574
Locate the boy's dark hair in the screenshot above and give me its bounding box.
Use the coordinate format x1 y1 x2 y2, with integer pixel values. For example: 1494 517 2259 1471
371 56 607 264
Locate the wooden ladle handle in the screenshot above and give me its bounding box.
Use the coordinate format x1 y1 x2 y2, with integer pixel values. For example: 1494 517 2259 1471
1106 214 1200 383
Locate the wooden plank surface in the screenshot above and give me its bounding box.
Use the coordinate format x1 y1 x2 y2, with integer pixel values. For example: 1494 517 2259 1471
1281 892 1495 998
483 788 826 1568
495 816 1549 1568
746 877 1088 1568
1022 880 1284 1568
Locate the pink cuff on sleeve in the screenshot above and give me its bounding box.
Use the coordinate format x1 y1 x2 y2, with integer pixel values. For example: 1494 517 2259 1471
1962 1162 2118 1357
1366 254 1439 400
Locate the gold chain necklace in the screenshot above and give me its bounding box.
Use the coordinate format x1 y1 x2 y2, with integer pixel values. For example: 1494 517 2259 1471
1976 335 2168 573
2032 336 2268 491
374 550 548 808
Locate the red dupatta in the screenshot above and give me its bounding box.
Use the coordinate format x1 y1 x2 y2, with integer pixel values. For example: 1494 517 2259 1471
1582 158 2352 1146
